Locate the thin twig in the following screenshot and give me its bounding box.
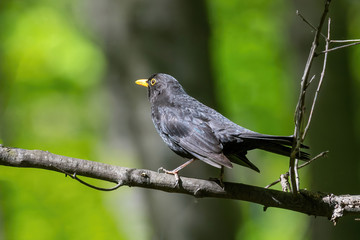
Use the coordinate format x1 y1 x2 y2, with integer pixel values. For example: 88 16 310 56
330 39 360 43
265 151 329 189
298 150 329 169
305 75 316 89
290 0 331 193
264 176 283 189
302 18 331 140
68 173 123 191
317 41 360 55
294 157 300 192
296 10 327 40
54 164 123 191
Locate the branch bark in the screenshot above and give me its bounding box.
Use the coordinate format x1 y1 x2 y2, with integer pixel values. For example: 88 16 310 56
1 145 359 225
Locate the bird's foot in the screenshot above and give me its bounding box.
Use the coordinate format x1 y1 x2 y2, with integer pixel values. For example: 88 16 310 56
158 167 181 188
218 178 225 189
209 166 225 189
209 177 225 189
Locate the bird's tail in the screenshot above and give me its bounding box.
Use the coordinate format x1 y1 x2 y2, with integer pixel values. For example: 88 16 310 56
241 134 310 160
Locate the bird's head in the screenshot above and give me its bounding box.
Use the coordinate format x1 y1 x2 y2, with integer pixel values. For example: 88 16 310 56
135 73 186 104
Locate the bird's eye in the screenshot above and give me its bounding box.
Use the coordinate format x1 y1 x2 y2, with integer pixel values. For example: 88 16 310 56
150 78 156 86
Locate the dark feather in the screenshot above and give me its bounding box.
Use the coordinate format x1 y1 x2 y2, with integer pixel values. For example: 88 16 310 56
158 108 233 168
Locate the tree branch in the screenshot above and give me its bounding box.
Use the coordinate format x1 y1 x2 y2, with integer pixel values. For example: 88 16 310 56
1 145 359 225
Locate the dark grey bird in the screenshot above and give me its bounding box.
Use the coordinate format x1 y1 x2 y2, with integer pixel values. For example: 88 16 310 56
136 73 309 180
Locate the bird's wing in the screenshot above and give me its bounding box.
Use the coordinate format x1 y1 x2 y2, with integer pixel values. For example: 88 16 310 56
160 110 233 169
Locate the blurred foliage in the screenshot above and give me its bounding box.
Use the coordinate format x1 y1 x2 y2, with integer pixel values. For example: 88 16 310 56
207 0 309 239
0 4 106 153
208 0 294 133
0 1 125 240
348 3 360 137
1 0 359 239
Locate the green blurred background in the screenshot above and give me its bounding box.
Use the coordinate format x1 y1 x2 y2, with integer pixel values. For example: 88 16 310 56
0 0 359 239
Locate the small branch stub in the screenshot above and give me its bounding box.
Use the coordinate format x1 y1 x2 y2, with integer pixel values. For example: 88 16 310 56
280 174 291 192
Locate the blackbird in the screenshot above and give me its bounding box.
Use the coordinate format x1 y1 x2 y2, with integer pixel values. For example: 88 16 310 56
136 73 309 180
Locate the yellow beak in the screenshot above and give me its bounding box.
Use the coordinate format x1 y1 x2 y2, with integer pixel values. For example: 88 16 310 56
135 79 149 87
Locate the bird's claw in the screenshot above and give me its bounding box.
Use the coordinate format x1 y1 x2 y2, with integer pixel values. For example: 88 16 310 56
157 167 165 173
209 167 225 189
209 177 225 189
173 173 181 188
157 167 181 188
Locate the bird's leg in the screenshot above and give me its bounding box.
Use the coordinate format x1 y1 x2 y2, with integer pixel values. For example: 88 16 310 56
158 158 197 174
219 166 225 188
158 158 196 187
210 166 225 189
220 166 224 182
